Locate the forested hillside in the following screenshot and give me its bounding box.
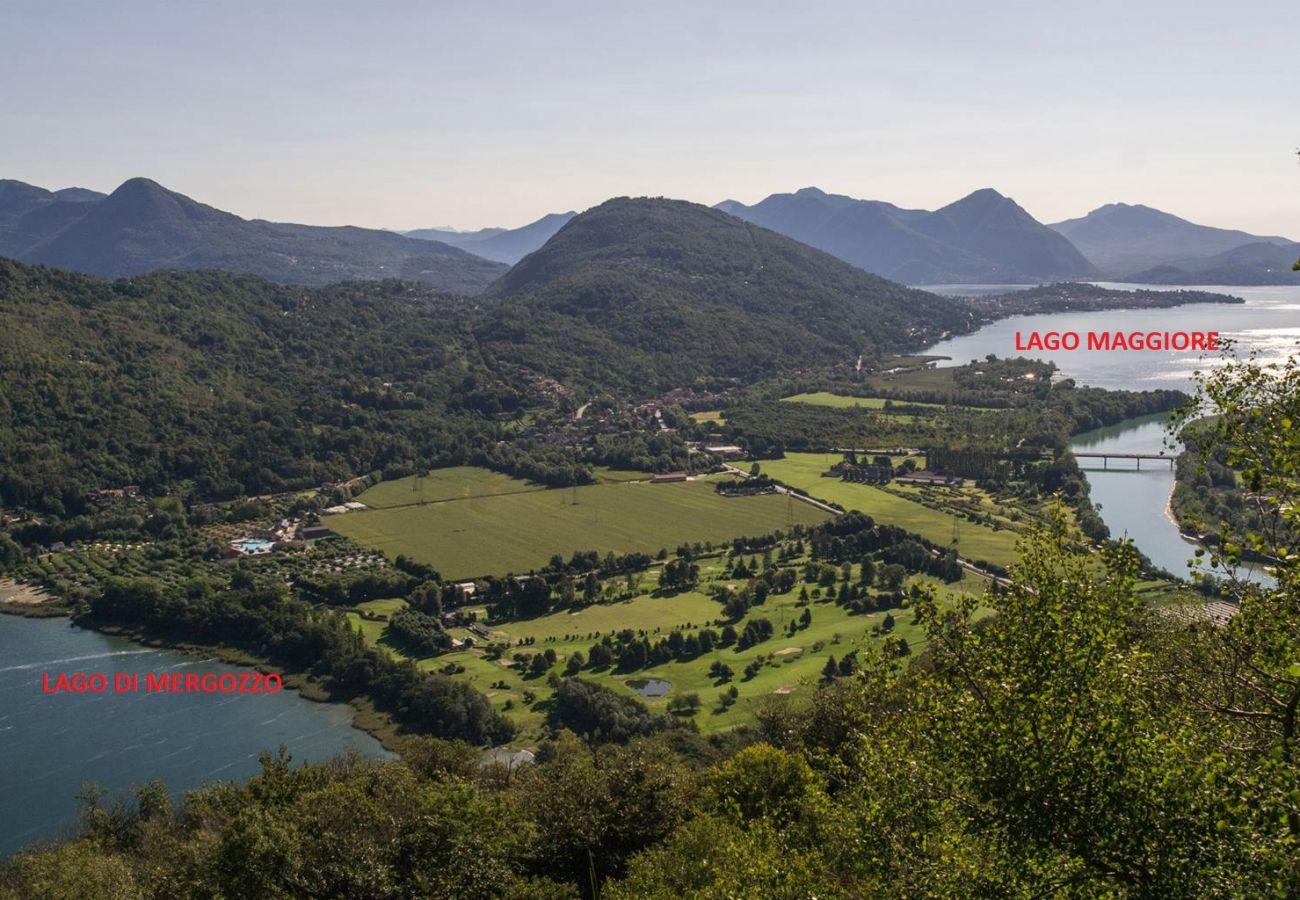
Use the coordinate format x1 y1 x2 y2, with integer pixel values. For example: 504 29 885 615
0 213 973 508
483 197 975 388
0 260 500 509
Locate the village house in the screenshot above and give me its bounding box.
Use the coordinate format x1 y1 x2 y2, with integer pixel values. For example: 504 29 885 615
826 461 893 485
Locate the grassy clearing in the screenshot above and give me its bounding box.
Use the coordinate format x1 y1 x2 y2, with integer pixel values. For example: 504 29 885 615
356 467 546 509
866 365 964 395
347 563 990 738
330 470 829 579
781 391 966 411
759 453 1021 567
690 410 725 423
590 466 653 483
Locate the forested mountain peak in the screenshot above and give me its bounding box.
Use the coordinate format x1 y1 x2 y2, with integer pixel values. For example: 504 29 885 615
477 196 976 389
489 196 794 295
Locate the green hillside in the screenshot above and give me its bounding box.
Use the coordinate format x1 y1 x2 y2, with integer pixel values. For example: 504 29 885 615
481 197 976 389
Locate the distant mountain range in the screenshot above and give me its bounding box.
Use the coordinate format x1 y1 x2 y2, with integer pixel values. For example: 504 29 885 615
1121 240 1300 286
405 212 576 264
4 175 1294 291
714 187 1098 285
1049 203 1297 282
0 178 507 294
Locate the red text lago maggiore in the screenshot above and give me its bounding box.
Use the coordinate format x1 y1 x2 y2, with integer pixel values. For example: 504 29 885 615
1014 331 1220 352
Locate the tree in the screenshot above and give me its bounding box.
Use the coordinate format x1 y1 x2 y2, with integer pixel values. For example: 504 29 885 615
821 655 838 683
564 651 585 676
1166 346 1300 849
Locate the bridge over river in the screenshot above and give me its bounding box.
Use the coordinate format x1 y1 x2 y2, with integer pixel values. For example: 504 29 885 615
1073 451 1176 470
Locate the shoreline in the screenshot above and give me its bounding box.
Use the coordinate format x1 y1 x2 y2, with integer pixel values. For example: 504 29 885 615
0 603 406 753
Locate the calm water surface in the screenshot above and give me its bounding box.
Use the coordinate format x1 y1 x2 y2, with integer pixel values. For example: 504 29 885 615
0 616 392 857
926 284 1300 580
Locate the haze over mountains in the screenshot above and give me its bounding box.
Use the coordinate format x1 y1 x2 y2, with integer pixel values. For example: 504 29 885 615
1049 202 1297 282
405 212 576 264
0 178 507 294
715 187 1098 285
717 187 1298 286
1 175 1295 292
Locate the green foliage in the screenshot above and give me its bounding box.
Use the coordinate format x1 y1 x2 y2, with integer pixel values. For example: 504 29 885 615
0 260 498 509
385 608 452 657
548 678 676 745
87 575 512 745
482 197 973 391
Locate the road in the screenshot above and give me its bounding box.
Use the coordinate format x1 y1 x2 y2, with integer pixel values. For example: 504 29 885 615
721 463 1006 584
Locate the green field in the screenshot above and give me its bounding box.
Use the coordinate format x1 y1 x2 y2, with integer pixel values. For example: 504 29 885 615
355 467 546 509
348 563 990 737
783 391 932 410
329 469 829 579
590 466 653 483
781 391 993 412
759 453 1021 567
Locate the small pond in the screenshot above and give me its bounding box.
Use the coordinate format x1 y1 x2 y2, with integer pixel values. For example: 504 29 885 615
625 678 671 698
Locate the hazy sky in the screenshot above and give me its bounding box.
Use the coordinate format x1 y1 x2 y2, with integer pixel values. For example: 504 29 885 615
2 1 1296 235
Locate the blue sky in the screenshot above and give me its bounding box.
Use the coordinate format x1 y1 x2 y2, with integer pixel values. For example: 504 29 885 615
2 1 1295 234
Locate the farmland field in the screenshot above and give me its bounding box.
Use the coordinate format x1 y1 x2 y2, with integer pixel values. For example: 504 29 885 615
353 467 545 509
758 453 1021 567
328 469 829 579
781 391 994 412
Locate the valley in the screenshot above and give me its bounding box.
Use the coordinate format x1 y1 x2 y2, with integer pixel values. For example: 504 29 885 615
4 6 1299 894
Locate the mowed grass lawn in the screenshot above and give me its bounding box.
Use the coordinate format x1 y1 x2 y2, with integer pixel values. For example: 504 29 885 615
349 568 991 737
781 391 994 412
760 453 1021 567
330 471 829 579
356 467 545 509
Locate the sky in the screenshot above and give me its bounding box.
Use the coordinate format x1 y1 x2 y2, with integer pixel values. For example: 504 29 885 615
2 1 1296 235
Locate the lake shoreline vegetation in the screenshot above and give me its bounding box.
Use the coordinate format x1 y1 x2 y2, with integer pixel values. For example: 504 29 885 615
1 237 1295 895
2 346 1297 894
